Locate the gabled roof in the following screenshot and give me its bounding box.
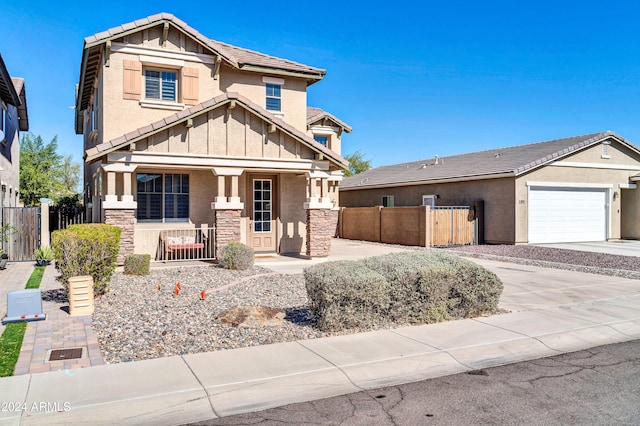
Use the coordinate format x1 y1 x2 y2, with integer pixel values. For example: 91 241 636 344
76 13 327 132
341 131 640 190
307 107 352 133
0 54 20 108
85 92 348 169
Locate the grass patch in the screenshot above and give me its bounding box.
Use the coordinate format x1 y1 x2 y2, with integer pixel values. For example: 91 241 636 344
25 266 45 289
0 265 45 377
0 322 27 376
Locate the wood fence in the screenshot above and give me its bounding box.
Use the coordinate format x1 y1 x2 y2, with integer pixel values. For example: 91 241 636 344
2 207 40 261
339 203 481 247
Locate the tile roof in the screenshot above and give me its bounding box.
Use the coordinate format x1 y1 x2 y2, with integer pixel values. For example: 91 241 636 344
83 13 326 77
85 92 348 169
341 132 639 189
76 13 326 134
307 107 352 132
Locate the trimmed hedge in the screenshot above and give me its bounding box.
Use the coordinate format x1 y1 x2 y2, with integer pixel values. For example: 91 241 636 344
218 242 254 270
51 224 121 296
123 254 151 275
305 251 503 331
304 260 391 330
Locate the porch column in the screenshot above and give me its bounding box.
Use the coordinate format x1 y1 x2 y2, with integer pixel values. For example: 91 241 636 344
304 171 334 257
211 167 244 256
102 164 138 264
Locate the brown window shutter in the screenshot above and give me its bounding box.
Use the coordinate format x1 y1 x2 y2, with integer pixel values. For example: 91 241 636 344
182 67 199 105
123 60 142 100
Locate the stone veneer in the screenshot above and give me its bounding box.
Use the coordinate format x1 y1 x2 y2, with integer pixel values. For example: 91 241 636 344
104 209 135 264
214 209 242 256
306 208 334 257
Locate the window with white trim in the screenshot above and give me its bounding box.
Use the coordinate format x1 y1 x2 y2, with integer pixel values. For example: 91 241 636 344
422 195 436 207
313 135 328 146
382 195 394 207
144 69 177 102
136 173 189 222
253 179 272 232
0 105 6 142
265 83 281 111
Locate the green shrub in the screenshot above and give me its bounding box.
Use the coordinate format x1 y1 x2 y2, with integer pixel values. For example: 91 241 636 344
218 242 254 270
304 250 503 331
304 260 391 331
123 254 151 275
51 224 121 296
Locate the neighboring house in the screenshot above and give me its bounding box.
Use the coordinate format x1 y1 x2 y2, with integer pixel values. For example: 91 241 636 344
0 54 28 209
75 13 350 260
341 132 640 245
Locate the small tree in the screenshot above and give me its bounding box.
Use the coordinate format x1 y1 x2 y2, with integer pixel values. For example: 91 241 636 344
19 133 64 206
343 150 372 177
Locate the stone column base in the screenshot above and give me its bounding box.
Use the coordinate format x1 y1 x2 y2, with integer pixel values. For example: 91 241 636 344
214 209 242 256
306 209 334 257
104 209 135 265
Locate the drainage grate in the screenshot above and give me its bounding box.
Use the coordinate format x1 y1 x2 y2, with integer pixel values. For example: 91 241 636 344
48 348 83 361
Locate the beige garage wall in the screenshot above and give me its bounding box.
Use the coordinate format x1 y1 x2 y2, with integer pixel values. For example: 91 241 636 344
515 166 639 243
340 178 516 244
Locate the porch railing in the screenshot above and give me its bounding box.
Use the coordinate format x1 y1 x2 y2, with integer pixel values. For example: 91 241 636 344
134 226 216 262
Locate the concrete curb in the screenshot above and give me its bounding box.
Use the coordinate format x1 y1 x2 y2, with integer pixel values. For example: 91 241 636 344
2 295 639 425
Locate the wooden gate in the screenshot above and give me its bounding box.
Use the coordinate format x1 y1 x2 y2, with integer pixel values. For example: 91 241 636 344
431 206 476 247
2 207 41 261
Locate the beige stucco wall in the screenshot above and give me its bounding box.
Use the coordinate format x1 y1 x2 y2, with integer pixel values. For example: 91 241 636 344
100 50 219 143
278 173 308 254
220 66 308 131
514 141 640 242
133 104 317 162
340 178 516 244
621 187 640 239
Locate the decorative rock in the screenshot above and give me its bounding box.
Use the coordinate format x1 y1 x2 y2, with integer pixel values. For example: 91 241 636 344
217 305 286 328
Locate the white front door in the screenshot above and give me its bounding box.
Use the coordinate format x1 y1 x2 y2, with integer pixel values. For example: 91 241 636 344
528 187 607 243
249 177 277 253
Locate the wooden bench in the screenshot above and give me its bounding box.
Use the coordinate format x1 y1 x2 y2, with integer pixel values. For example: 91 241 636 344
159 229 207 260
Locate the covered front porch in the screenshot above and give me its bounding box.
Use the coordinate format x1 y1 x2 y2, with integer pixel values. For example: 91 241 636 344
91 156 342 262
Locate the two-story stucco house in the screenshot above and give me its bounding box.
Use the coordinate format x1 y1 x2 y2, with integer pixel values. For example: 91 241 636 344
0 54 29 209
75 13 351 261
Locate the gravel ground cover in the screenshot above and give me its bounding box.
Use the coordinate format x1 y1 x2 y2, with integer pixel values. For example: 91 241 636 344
449 244 640 278
93 265 393 364
93 244 640 364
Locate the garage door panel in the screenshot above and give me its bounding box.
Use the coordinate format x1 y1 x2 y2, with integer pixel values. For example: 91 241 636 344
528 187 606 244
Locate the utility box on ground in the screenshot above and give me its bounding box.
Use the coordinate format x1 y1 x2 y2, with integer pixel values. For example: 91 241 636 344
68 275 95 316
2 289 46 324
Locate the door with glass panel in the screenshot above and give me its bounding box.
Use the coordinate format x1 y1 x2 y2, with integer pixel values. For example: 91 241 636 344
249 177 277 253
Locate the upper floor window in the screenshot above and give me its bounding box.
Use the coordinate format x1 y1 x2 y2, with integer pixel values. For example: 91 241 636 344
265 83 281 111
145 70 177 102
314 135 328 146
0 105 5 135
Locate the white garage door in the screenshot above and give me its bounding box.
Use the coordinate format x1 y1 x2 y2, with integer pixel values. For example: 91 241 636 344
528 187 607 244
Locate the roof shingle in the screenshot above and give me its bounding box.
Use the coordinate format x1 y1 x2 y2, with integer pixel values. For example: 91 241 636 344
341 132 640 189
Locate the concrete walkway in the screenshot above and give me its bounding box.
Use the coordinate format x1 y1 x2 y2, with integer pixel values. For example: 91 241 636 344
1 241 640 424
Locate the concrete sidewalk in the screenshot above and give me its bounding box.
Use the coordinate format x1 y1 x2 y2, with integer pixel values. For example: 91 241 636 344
1 243 640 425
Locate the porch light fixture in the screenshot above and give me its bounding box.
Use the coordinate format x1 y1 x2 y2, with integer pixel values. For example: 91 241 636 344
613 191 619 201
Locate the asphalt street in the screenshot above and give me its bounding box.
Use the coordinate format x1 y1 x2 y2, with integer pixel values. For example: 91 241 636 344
190 339 640 425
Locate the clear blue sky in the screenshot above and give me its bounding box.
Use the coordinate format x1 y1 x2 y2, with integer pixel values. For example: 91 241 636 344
3 1 640 168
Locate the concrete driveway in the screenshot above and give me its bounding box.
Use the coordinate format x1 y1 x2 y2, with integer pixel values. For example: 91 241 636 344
535 240 640 256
